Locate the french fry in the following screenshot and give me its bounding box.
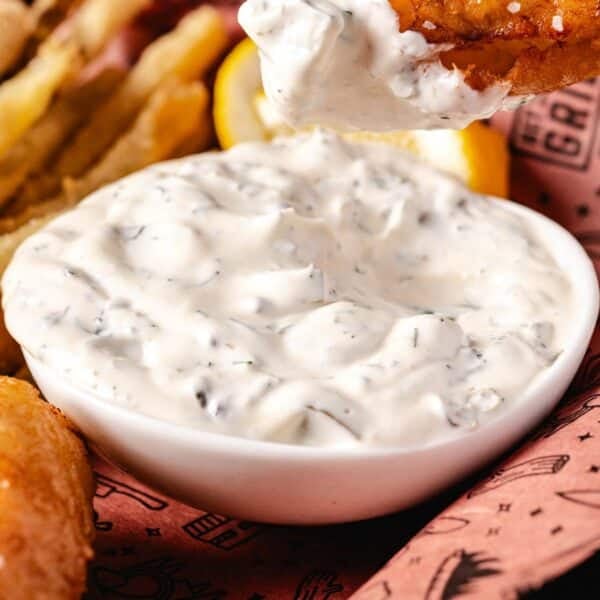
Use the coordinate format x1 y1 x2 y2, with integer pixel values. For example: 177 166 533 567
29 1 82 50
0 80 209 236
31 0 80 23
67 0 150 58
0 39 78 158
0 0 151 160
64 80 210 203
171 110 215 158
54 5 228 180
9 174 61 218
0 196 75 238
0 0 34 77
0 67 124 209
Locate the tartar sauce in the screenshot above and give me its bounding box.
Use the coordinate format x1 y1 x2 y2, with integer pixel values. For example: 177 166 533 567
238 0 517 131
3 132 571 447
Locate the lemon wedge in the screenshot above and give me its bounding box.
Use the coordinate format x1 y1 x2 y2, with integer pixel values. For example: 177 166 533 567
213 37 267 149
214 39 509 198
348 125 510 198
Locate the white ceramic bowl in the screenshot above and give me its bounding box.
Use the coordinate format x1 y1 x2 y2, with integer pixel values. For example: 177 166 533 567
24 200 599 525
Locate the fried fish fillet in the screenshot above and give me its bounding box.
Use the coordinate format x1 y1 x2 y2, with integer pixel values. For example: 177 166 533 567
391 0 600 94
0 377 95 599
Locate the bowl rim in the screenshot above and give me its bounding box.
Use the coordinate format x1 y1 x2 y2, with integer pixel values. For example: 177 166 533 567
21 198 600 460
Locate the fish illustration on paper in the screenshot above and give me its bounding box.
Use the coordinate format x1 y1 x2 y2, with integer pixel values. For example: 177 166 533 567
89 557 226 599
468 455 569 498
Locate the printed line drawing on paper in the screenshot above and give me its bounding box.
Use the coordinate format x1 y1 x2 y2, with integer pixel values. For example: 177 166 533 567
425 550 502 600
510 79 600 171
468 455 570 498
95 472 169 511
88 557 226 600
531 394 600 439
353 580 392 600
93 509 113 532
294 570 344 600
182 513 265 550
556 489 600 510
421 516 471 536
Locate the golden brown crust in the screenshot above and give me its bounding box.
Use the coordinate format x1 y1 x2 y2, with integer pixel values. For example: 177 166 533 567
390 0 600 94
505 38 600 95
391 0 600 43
441 38 600 94
0 377 95 599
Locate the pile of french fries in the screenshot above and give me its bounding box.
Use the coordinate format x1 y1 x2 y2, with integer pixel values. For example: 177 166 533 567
0 0 231 374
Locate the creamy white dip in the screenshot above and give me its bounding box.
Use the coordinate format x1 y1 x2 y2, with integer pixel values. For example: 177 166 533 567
3 132 571 447
238 0 514 131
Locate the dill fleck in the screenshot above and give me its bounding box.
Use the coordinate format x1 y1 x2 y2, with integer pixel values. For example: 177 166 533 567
195 390 208 408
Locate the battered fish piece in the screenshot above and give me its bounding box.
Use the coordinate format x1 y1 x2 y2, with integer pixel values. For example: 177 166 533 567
0 378 95 599
390 0 600 94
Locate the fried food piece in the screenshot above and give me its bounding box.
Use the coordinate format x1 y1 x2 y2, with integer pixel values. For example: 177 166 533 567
63 79 210 202
32 0 79 18
0 80 210 234
22 1 78 57
54 5 227 181
171 110 215 158
8 174 60 218
0 0 34 77
0 67 124 209
494 38 600 96
0 196 73 237
0 0 149 160
392 0 599 43
28 0 143 60
60 0 150 58
31 0 81 27
0 39 77 158
390 0 600 94
0 377 95 599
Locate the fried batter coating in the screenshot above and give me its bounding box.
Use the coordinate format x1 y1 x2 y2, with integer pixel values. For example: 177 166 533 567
0 378 95 599
391 0 600 94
